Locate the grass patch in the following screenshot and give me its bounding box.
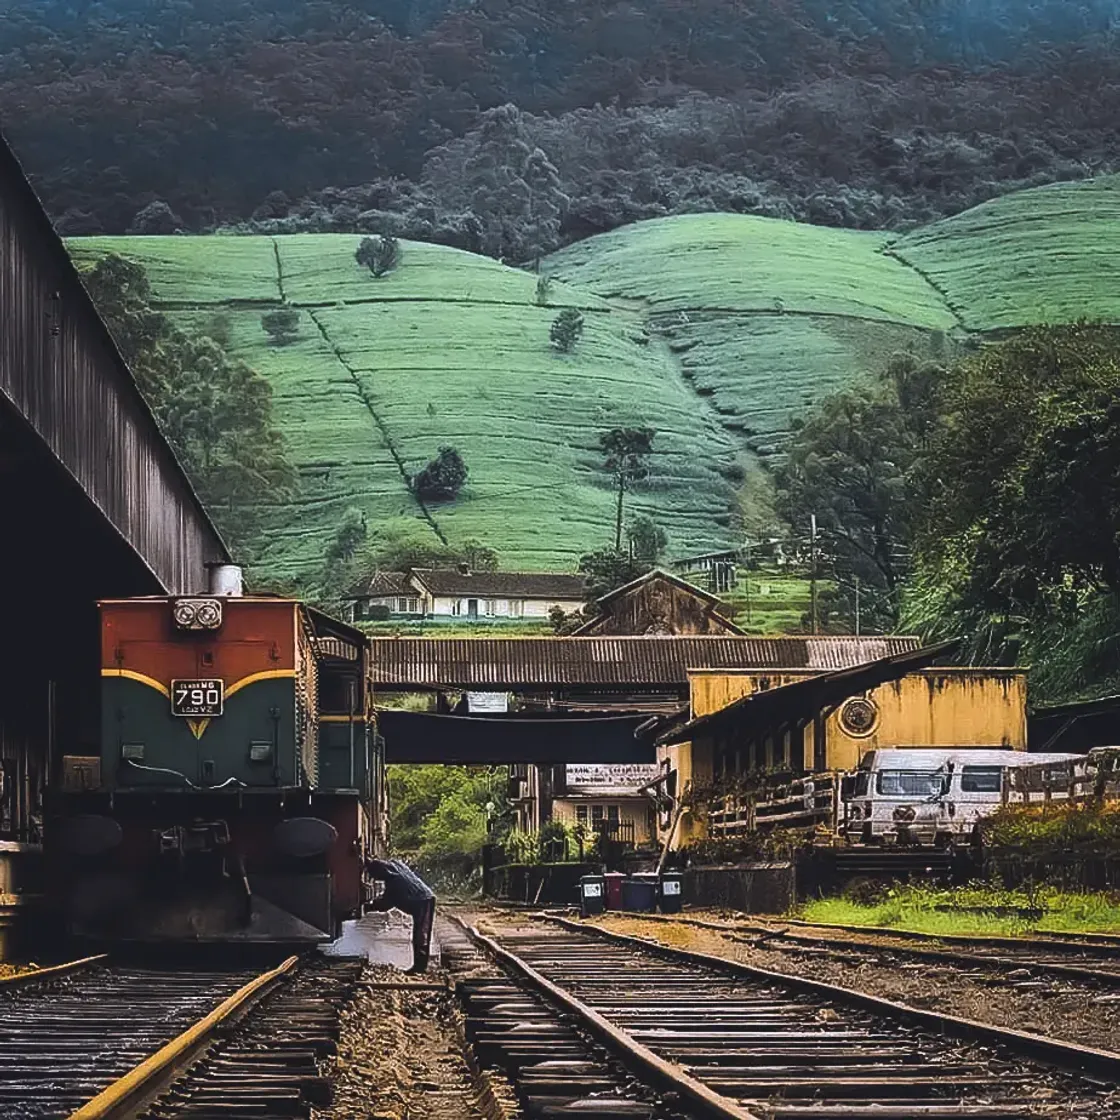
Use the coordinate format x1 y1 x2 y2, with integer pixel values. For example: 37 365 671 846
801 882 1120 936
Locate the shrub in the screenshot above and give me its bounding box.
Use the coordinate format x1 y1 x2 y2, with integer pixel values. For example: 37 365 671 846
355 234 400 277
260 308 300 345
550 307 584 352
412 446 468 502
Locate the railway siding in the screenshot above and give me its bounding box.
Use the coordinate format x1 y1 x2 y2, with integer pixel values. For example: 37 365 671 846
462 911 1120 1118
580 911 1120 1054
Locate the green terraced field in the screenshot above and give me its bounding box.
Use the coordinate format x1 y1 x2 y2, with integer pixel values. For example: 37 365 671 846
889 176 1120 331
721 571 818 635
544 213 955 462
544 214 954 327
69 234 740 577
66 177 1120 610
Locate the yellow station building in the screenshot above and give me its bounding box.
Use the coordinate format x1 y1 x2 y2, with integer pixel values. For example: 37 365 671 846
657 656 1028 848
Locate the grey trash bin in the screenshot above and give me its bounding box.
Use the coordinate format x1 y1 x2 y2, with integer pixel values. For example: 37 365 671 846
579 874 605 918
659 871 683 913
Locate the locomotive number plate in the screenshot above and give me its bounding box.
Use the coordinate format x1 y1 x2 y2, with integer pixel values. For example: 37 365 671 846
171 679 224 717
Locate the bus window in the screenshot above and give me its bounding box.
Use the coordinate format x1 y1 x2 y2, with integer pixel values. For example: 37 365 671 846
960 766 1002 793
851 772 870 798
876 770 943 797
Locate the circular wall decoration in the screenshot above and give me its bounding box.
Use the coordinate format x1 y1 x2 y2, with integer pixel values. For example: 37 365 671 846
838 695 880 738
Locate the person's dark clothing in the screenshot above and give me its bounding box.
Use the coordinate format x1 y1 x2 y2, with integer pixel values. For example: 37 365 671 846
366 858 436 972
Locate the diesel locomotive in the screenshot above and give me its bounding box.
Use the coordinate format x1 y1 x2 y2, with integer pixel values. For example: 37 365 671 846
45 566 386 945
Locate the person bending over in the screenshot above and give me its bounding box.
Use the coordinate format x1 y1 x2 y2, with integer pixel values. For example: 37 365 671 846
366 857 436 973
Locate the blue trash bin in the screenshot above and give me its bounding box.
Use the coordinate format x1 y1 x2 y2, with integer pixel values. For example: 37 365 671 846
621 873 657 912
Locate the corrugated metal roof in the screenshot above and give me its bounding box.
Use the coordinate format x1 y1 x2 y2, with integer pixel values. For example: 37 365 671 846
367 635 923 688
410 568 588 600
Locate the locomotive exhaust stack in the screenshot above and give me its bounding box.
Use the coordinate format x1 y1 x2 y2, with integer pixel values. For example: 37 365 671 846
206 562 244 597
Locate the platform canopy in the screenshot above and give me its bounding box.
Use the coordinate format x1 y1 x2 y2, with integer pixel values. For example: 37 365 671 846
377 709 658 765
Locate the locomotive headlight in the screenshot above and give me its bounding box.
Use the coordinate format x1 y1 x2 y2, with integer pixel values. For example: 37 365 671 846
195 600 222 628
171 597 223 630
173 600 198 628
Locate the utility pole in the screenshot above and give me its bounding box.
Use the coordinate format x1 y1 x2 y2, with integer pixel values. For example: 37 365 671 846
743 541 752 625
809 515 819 635
854 575 860 637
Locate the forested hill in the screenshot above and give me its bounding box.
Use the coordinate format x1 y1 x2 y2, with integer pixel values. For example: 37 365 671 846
5 0 1120 249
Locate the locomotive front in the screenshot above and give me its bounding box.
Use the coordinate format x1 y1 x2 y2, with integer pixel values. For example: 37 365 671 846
46 569 382 945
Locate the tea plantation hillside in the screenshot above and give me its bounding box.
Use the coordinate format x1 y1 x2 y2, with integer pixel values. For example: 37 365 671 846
67 234 743 576
544 180 1120 460
68 177 1120 580
890 175 1120 330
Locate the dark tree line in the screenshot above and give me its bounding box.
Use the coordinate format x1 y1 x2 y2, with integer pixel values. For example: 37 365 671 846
4 0 1120 250
778 324 1120 701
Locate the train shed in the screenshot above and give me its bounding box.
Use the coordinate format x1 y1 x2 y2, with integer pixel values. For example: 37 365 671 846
0 129 227 908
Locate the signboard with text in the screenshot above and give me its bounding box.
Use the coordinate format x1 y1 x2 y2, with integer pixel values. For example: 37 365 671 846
564 763 659 794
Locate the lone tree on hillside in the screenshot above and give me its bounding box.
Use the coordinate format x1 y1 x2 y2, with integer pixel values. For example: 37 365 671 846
413 446 468 502
535 274 553 306
260 308 301 346
599 427 655 551
550 307 584 352
627 515 667 562
356 234 400 277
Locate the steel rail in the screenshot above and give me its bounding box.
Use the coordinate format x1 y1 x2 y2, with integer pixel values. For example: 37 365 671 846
781 916 1120 954
617 911 1120 988
456 917 764 1120
67 954 298 1120
547 914 1120 1080
0 954 108 989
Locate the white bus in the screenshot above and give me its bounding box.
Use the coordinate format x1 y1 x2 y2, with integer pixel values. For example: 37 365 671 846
842 748 1086 848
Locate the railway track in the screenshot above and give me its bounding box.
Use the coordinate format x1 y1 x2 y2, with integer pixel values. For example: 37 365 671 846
461 913 1120 1119
640 913 1120 990
0 953 361 1120
138 957 362 1119
441 920 688 1118
0 960 261 1119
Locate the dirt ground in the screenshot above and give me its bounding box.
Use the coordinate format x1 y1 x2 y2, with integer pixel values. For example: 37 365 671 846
585 911 1120 1053
317 963 512 1120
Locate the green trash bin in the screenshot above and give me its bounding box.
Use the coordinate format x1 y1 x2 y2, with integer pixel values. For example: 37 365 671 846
659 872 683 913
579 874 605 918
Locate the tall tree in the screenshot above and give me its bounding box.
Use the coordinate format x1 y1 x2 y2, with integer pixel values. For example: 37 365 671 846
522 146 569 270
599 427 655 551
81 253 297 558
918 324 1120 615
777 389 917 630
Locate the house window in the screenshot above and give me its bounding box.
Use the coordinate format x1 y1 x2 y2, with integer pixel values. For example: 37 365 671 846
510 600 523 618
576 805 588 824
591 805 604 823
395 597 420 614
451 600 462 616
607 804 620 822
